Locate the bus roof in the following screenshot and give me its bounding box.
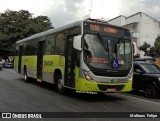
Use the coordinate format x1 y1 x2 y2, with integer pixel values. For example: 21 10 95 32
16 19 129 44
16 20 83 44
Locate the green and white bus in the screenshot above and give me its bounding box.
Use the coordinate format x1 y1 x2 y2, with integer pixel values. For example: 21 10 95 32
14 19 133 94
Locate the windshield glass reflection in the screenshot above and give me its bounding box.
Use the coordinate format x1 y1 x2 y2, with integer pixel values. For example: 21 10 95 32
83 34 132 70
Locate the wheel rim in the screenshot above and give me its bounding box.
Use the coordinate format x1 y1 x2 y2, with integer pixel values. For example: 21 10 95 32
58 79 63 90
24 74 27 81
24 70 27 81
144 85 155 98
144 88 152 97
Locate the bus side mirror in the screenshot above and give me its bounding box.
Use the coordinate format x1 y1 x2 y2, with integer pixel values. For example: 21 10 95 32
73 35 82 51
133 42 138 56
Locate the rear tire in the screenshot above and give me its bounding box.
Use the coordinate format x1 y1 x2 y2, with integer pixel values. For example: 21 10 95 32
143 84 156 98
24 68 29 82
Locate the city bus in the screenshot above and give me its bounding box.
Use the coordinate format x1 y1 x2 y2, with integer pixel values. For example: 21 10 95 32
14 19 133 94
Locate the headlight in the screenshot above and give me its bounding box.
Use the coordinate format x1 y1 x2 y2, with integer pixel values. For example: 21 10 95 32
158 77 160 81
82 69 94 81
128 76 133 81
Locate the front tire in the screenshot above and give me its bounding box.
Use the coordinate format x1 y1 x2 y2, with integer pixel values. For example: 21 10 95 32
57 78 65 94
55 72 65 94
143 84 156 98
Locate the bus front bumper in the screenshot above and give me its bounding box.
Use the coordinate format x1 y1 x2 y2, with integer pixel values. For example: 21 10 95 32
75 78 132 93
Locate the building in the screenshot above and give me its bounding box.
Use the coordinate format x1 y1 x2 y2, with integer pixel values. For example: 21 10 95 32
108 12 160 48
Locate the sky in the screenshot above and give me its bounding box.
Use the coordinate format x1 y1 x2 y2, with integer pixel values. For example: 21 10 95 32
0 0 160 28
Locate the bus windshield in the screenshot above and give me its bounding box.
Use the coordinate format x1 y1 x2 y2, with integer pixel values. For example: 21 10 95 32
83 34 132 70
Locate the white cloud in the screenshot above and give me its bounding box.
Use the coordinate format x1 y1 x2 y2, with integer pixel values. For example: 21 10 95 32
119 0 160 19
41 0 92 27
0 0 54 16
90 0 121 19
0 0 160 28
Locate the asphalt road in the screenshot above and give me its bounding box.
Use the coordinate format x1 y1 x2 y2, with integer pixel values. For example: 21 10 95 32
0 69 160 121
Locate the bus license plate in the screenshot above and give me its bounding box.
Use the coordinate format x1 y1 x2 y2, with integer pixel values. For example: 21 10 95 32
107 88 116 92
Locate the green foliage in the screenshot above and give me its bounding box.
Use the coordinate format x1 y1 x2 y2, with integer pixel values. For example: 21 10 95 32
0 9 53 51
139 41 151 52
148 46 155 57
154 36 160 56
139 41 154 56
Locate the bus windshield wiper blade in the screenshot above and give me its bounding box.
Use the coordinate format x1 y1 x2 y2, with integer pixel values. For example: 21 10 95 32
97 33 110 63
97 33 109 52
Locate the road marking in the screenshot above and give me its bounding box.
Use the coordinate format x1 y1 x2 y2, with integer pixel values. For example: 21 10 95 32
116 93 160 106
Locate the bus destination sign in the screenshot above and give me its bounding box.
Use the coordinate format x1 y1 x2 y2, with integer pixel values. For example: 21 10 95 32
84 22 118 34
104 27 117 33
89 24 117 34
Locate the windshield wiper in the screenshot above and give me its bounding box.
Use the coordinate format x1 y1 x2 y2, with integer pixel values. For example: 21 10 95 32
97 33 109 51
97 33 110 62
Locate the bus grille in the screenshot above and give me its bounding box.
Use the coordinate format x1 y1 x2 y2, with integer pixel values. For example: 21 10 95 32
98 84 124 91
92 71 128 77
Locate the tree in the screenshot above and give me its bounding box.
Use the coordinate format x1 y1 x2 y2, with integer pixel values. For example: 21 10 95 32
154 36 160 56
139 41 153 56
148 46 155 57
0 9 53 52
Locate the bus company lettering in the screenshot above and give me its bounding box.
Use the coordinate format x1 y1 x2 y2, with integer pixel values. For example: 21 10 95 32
44 60 53 66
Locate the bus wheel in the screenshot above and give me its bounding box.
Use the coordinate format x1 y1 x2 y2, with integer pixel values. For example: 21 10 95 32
144 84 156 98
57 78 65 94
24 68 28 82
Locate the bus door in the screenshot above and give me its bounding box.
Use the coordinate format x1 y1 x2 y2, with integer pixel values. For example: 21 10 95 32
18 46 23 73
65 36 77 88
37 41 45 80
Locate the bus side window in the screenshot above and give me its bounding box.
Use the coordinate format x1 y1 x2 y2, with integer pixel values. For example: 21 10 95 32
45 34 55 55
55 33 65 55
30 40 38 55
24 43 31 55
